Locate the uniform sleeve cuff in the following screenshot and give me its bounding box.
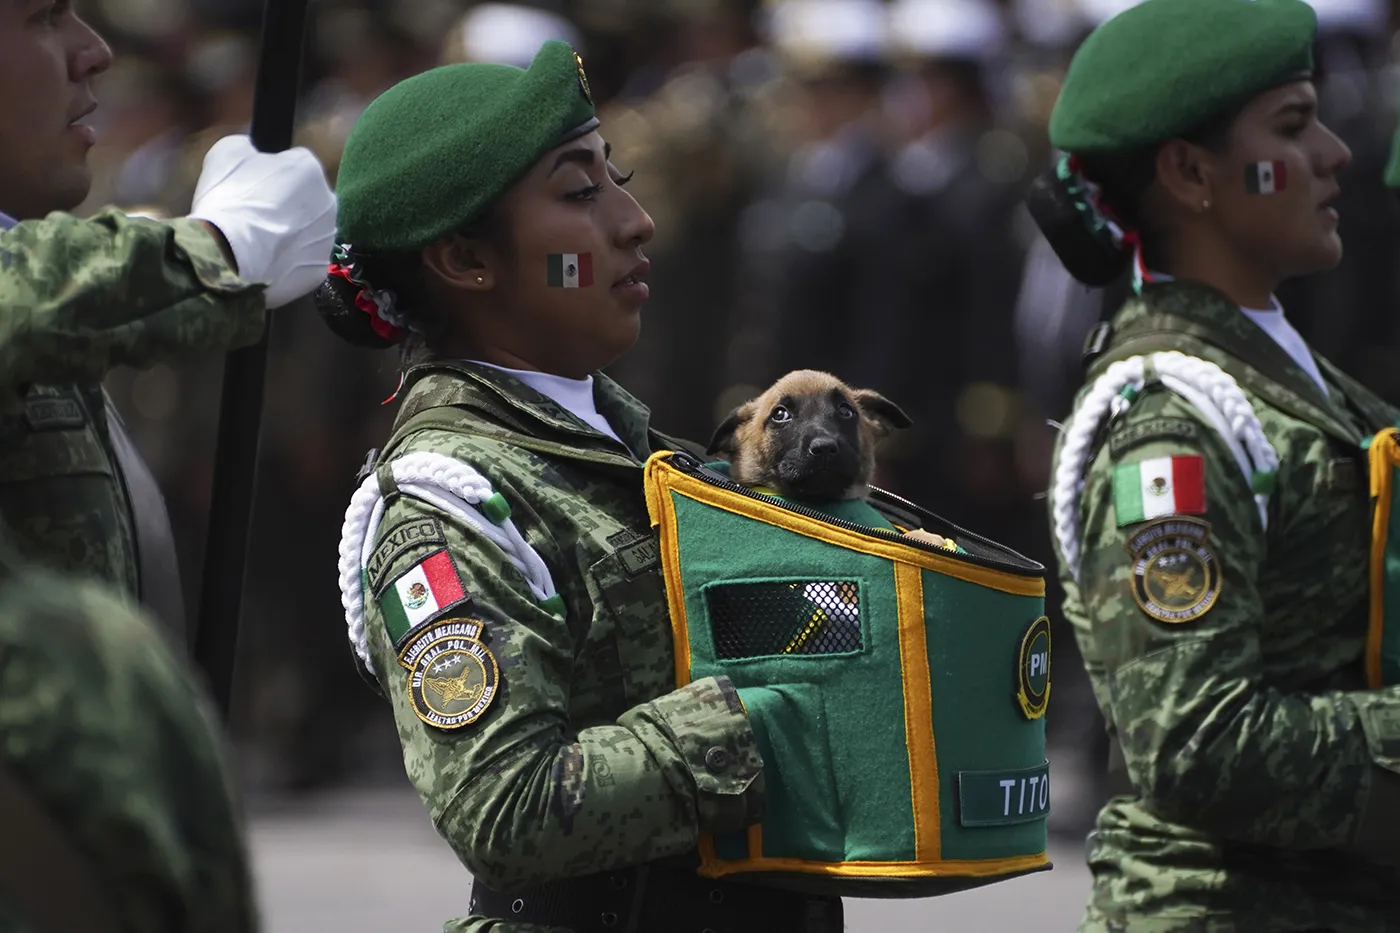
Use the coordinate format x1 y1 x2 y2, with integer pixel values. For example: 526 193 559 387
166 215 266 297
619 675 765 835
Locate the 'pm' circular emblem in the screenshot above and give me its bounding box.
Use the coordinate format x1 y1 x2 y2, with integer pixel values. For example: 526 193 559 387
405 623 499 730
1127 518 1221 624
1016 615 1051 720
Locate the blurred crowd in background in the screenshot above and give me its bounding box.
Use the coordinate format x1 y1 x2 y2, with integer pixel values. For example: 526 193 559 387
81 0 1400 830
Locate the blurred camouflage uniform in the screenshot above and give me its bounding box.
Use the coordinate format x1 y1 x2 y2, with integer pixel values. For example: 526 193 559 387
0 543 256 933
1049 280 1400 929
355 362 847 932
0 210 264 640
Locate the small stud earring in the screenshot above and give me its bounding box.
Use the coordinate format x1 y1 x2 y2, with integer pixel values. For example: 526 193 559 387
1201 199 1211 211
475 275 484 284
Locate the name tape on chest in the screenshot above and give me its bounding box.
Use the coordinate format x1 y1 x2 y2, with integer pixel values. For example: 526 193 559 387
24 397 86 431
1126 518 1221 624
606 528 661 578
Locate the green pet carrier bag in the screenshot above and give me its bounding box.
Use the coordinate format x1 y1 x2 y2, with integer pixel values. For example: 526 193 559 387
642 450 1053 898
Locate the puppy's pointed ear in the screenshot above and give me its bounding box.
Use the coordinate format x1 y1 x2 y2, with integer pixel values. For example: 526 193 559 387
852 388 913 438
707 402 755 457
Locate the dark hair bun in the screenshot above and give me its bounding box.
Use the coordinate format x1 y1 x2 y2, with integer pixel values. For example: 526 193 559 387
1025 167 1132 288
314 273 402 349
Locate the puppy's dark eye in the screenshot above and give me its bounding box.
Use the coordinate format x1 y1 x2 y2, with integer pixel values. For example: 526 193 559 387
769 406 792 424
836 403 856 420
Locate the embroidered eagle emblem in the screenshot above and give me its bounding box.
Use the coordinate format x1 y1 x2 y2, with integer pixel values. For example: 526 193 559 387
1149 565 1199 601
426 668 485 706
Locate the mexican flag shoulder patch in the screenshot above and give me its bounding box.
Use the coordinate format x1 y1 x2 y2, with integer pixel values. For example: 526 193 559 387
378 548 469 645
1113 454 1206 526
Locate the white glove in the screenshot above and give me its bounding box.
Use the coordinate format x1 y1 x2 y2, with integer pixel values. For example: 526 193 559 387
188 134 337 309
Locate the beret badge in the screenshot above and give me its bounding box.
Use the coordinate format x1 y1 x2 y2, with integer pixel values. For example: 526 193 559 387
575 50 592 104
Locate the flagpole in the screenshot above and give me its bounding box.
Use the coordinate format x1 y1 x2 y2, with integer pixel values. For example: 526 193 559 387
193 0 312 721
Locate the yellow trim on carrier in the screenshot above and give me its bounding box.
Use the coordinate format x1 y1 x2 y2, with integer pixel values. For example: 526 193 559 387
1367 427 1400 688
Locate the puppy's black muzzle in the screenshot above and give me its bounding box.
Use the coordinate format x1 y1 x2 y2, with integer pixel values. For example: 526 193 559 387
777 433 859 500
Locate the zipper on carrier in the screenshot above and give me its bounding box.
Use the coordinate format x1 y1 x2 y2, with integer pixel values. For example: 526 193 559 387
664 451 1044 577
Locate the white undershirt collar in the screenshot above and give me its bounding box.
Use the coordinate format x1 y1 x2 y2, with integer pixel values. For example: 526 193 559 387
1145 272 1328 396
468 360 625 444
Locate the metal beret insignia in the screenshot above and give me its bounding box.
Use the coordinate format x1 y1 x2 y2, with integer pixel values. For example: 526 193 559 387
575 50 591 104
1126 518 1221 624
397 617 500 730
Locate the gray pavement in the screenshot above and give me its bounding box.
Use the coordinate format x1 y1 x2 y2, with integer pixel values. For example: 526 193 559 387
248 785 1093 932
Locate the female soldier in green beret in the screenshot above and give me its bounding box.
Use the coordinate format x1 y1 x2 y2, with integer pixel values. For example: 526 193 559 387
320 40 841 933
1034 0 1400 928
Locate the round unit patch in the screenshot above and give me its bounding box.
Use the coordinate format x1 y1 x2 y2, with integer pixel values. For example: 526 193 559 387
399 618 500 730
1126 518 1221 624
1016 615 1052 720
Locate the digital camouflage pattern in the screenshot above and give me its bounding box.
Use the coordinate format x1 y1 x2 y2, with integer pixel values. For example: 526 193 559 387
0 209 264 595
1050 280 1400 930
360 361 765 931
0 546 257 933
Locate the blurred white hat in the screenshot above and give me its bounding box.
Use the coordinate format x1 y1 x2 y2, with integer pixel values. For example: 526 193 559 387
888 0 1007 61
761 0 891 66
1009 0 1089 47
1305 0 1388 34
1077 0 1147 27
443 3 582 68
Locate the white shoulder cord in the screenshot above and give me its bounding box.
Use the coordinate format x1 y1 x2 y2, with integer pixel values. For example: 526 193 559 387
1051 351 1280 582
338 450 560 675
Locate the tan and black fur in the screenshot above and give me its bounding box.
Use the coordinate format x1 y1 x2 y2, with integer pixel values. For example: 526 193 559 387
706 370 908 501
707 370 947 547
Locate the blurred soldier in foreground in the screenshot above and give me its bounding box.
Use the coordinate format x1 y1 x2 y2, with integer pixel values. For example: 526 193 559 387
0 541 257 932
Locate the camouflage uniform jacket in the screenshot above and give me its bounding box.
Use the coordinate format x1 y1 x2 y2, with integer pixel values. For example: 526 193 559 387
0 546 256 933
358 361 765 926
1049 280 1400 931
0 209 263 596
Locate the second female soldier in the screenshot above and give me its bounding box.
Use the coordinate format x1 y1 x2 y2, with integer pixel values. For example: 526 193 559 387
1034 0 1400 928
320 41 841 933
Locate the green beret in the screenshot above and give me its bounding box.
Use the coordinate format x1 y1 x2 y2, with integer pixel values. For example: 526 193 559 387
335 39 597 252
1049 0 1316 154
